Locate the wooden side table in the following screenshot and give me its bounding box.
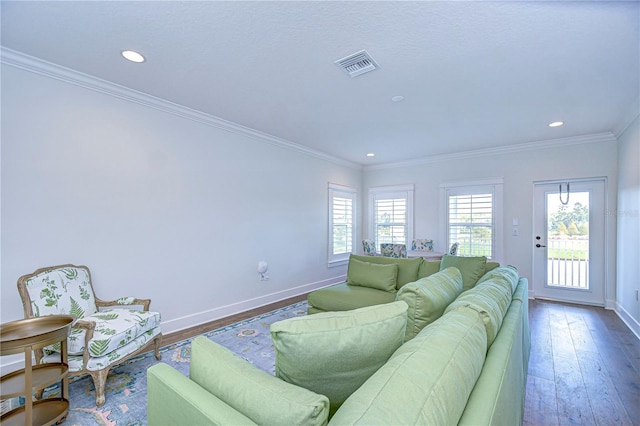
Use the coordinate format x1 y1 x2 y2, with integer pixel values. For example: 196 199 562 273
1 315 75 426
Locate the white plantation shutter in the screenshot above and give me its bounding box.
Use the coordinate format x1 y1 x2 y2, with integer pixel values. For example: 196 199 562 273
328 183 356 265
369 185 414 251
442 179 503 260
448 193 493 257
332 196 353 254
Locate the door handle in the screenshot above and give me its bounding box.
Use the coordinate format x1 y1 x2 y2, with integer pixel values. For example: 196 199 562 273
536 243 546 248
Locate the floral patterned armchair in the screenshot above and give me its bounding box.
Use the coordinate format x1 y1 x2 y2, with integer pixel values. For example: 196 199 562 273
380 243 407 258
362 239 378 256
17 264 162 407
411 239 434 251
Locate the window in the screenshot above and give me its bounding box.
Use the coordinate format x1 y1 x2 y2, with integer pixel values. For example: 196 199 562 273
441 179 503 260
328 183 356 265
368 185 414 252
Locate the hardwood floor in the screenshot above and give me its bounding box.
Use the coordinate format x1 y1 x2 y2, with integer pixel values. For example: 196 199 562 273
160 293 308 347
160 296 639 424
524 300 640 425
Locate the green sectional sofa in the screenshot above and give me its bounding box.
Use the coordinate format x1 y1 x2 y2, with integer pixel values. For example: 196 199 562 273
147 256 529 425
307 253 499 314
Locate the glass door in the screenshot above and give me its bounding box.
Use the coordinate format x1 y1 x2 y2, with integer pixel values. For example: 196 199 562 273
533 179 606 306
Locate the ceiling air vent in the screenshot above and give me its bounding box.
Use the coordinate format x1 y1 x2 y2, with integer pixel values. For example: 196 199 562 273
334 50 379 78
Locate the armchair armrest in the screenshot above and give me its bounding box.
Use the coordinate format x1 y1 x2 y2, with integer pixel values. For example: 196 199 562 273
95 297 151 311
73 319 96 369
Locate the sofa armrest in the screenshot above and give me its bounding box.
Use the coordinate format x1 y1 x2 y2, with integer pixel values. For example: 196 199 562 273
147 363 257 426
190 336 330 426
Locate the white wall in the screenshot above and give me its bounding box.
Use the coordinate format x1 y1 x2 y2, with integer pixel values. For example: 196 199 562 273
616 114 640 336
0 64 360 341
363 138 618 305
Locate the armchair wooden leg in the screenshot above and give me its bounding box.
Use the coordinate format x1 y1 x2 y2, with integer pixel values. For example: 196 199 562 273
91 369 110 407
154 335 162 361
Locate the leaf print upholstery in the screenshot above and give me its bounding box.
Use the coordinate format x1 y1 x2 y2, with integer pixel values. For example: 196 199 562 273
70 297 86 319
65 309 160 356
362 239 378 256
411 239 434 251
17 264 162 408
23 267 97 318
90 339 111 357
380 243 407 258
60 267 78 280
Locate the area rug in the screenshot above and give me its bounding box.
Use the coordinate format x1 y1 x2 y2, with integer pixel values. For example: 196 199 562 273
36 301 308 425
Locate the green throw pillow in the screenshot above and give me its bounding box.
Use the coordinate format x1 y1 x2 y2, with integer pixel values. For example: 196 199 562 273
485 261 500 274
347 258 398 292
396 267 463 341
476 265 520 294
271 301 408 416
445 278 513 348
418 260 441 279
349 254 422 287
440 254 487 291
189 336 329 426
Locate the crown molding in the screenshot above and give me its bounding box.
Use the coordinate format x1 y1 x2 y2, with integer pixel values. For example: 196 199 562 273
1 47 361 170
613 96 640 138
364 132 618 171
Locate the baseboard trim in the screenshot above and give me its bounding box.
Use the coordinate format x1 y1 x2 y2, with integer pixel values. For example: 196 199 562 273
614 302 640 341
160 276 345 335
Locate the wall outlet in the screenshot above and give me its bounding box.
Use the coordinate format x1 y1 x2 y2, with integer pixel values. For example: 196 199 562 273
257 261 269 281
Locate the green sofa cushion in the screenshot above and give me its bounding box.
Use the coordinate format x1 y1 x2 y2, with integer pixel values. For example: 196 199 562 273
329 306 487 425
477 265 520 294
440 254 487 291
349 254 422 288
307 282 397 313
271 301 408 416
189 336 329 426
347 258 398 292
396 267 464 341
445 278 513 348
417 260 441 278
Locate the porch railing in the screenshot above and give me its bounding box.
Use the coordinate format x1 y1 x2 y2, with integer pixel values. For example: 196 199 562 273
547 236 589 289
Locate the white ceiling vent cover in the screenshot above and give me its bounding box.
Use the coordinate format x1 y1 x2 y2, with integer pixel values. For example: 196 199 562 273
335 50 379 78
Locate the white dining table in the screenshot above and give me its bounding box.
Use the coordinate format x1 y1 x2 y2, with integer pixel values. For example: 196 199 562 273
407 250 445 260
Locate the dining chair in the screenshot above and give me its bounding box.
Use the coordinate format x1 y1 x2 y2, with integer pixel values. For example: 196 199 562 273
380 243 407 258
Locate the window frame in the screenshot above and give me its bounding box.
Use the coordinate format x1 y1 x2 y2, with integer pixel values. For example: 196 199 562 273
328 183 357 267
440 178 503 261
368 184 415 253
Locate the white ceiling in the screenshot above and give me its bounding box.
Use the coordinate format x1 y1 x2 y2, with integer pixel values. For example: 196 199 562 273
2 1 638 166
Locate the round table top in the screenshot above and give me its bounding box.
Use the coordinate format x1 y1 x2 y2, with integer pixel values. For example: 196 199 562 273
0 315 75 355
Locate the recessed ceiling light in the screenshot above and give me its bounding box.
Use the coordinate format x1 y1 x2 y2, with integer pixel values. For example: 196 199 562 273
391 95 404 103
366 153 375 157
548 121 564 128
121 50 145 63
